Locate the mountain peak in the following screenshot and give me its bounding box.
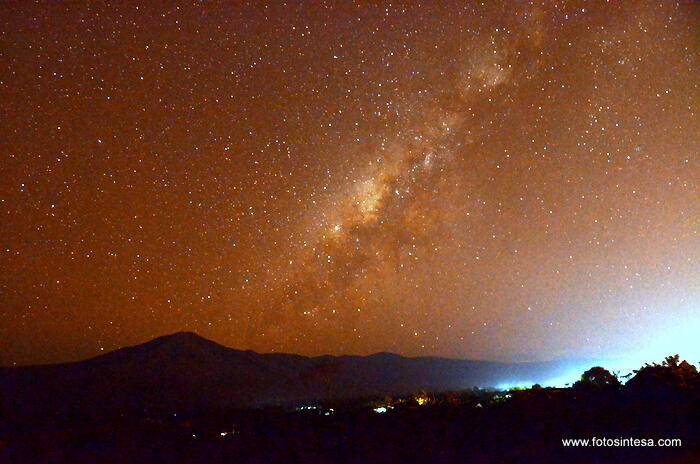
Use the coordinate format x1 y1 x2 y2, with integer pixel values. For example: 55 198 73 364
158 331 207 343
142 331 226 354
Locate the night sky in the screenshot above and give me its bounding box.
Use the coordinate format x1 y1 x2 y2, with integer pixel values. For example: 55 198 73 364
1 0 697 367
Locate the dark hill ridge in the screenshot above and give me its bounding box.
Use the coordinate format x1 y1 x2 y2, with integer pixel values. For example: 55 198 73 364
0 332 584 421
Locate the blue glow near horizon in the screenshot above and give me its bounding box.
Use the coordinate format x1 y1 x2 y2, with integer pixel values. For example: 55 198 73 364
495 309 700 391
496 373 579 391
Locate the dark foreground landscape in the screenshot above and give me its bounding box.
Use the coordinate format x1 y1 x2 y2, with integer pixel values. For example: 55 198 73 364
1 334 700 463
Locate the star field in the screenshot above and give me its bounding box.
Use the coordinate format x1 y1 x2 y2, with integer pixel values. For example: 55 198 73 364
0 0 697 365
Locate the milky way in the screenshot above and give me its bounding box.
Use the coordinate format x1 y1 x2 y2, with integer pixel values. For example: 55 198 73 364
1 1 697 365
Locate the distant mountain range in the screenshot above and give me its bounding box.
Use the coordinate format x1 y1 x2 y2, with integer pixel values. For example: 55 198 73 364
0 332 589 421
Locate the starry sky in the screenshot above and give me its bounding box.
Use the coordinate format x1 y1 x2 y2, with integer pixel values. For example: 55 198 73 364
1 0 698 366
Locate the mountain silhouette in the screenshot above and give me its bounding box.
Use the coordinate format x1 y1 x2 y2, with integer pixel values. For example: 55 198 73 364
0 332 583 422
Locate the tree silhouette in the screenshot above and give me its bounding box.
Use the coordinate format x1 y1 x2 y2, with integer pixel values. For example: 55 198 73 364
573 366 621 392
625 354 699 398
